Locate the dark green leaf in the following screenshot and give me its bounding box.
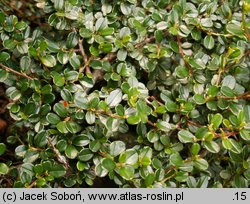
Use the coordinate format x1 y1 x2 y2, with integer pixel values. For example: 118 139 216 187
210 113 223 129
78 149 93 162
65 144 78 159
0 52 10 62
119 166 134 180
203 141 220 153
0 143 6 156
194 158 208 171
41 55 57 67
203 35 215 49
110 141 126 157
0 163 9 175
102 158 116 171
170 153 183 167
65 121 81 134
178 130 195 143
106 89 123 108
49 164 66 178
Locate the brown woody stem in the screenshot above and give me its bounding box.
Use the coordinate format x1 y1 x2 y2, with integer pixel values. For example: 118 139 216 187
79 39 91 74
0 63 33 80
177 35 193 75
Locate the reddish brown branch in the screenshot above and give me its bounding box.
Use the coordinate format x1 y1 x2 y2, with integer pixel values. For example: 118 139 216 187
187 120 203 127
135 35 157 49
135 30 169 49
93 109 127 119
177 35 193 75
146 96 164 106
147 120 156 127
101 52 117 62
79 39 91 74
0 63 33 80
207 91 250 101
214 131 239 140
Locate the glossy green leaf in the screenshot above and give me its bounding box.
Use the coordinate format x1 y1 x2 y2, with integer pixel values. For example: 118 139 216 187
191 143 201 155
95 163 108 177
127 114 140 125
240 129 250 141
65 144 78 159
69 56 81 69
210 113 223 129
101 158 116 171
203 35 215 50
221 86 235 97
0 143 6 156
79 28 92 38
66 32 78 48
222 138 242 154
200 18 213 27
0 163 9 174
72 135 90 146
119 149 138 165
34 131 47 148
226 23 244 36
56 121 68 133
106 89 123 108
193 94 206 105
119 166 134 180
52 72 65 87
175 171 188 182
49 164 66 178
110 141 126 157
85 111 96 124
53 103 67 118
65 121 81 134
78 149 93 162
176 66 189 78
0 52 10 62
46 113 61 124
178 130 195 143
54 0 64 10
41 55 57 67
194 158 208 171
203 141 220 153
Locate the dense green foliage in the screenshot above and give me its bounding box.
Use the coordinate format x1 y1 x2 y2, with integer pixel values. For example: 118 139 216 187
0 0 250 188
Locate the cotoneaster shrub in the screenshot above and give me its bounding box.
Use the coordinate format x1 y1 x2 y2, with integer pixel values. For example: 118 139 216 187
0 0 250 188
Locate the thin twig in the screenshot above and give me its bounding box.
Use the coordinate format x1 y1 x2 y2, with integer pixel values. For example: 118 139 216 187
187 120 203 128
146 96 164 106
27 180 37 188
0 63 33 80
47 137 69 169
160 172 176 184
135 30 169 49
206 91 250 101
78 39 91 74
93 109 127 119
177 35 193 75
147 120 156 127
101 52 117 62
135 35 157 49
214 131 239 139
224 49 250 72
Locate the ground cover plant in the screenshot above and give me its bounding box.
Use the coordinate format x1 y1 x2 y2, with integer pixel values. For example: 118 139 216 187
0 0 250 188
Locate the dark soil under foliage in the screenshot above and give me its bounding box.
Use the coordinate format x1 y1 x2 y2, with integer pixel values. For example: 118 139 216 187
0 83 8 137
